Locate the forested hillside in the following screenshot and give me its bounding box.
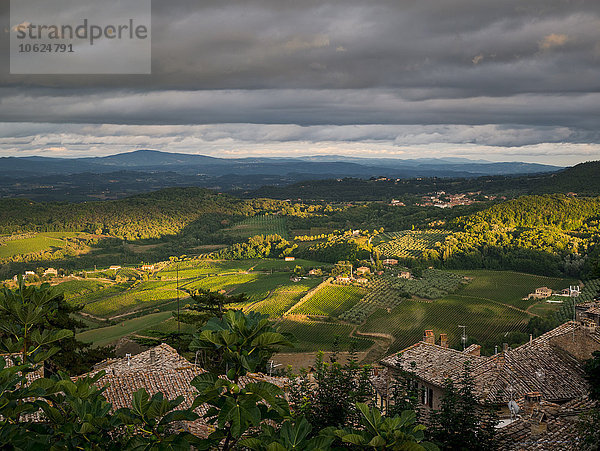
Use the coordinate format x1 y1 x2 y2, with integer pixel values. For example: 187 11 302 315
437 195 600 276
0 188 287 240
456 195 600 231
248 160 600 201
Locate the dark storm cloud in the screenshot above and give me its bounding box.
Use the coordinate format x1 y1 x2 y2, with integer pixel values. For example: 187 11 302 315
1 0 600 160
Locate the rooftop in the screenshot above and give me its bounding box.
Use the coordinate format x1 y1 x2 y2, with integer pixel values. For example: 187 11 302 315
497 396 597 451
83 343 287 437
381 322 600 404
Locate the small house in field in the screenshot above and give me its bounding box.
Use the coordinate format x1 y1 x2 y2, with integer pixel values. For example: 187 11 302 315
355 278 368 284
398 271 411 279
44 268 58 277
383 259 398 266
24 271 35 279
336 276 351 283
308 269 321 276
109 265 122 270
284 256 295 262
141 264 155 271
356 266 370 275
528 287 553 299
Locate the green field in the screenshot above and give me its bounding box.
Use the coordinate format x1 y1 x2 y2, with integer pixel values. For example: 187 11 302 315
72 282 133 306
289 284 366 317
360 295 530 354
276 319 373 352
248 278 322 317
374 230 449 258
358 269 577 353
83 280 182 317
451 270 577 308
228 272 293 301
0 232 82 258
157 259 259 279
77 311 174 347
184 273 259 293
139 317 197 336
221 215 289 240
250 259 327 271
74 261 323 319
62 260 581 356
55 279 113 302
528 301 563 316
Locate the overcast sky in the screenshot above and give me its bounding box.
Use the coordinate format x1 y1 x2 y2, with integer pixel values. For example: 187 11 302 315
1 0 600 165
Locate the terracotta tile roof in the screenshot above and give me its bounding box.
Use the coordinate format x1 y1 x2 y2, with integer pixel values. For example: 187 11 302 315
475 322 598 403
92 343 193 375
83 343 288 438
585 306 600 315
380 341 486 386
380 322 600 404
497 397 597 451
1 353 44 383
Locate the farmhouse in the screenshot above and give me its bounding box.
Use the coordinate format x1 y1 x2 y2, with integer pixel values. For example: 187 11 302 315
109 265 121 270
336 276 351 283
398 271 411 279
355 266 370 275
17 271 37 280
43 268 58 277
355 277 368 284
141 264 154 271
375 322 600 415
382 259 398 266
389 200 405 206
284 256 295 261
527 286 553 299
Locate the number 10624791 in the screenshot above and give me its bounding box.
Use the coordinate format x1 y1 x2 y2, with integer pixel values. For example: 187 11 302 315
18 43 74 53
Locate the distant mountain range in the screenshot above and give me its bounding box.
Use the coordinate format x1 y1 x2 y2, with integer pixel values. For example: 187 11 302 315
0 150 574 202
0 150 560 179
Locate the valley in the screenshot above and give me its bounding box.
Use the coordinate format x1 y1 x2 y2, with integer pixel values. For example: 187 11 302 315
1 165 599 365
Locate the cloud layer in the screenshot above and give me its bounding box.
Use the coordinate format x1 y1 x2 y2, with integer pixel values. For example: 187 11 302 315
1 0 600 164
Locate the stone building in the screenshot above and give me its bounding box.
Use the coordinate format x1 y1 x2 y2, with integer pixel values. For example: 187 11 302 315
374 322 599 414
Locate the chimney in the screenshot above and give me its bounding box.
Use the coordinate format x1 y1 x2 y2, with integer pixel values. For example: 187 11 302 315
524 392 542 413
440 333 448 348
424 330 435 345
502 342 509 353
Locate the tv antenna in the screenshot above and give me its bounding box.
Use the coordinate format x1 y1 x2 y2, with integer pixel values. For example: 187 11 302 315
458 325 467 350
267 360 282 376
508 385 520 421
570 285 580 342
